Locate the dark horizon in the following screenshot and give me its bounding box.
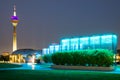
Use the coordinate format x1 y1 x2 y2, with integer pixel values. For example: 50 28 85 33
0 0 120 54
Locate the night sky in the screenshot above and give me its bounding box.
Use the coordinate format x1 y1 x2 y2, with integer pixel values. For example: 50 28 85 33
0 0 120 54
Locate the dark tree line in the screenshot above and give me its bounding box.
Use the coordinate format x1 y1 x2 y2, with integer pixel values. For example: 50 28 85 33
0 55 9 62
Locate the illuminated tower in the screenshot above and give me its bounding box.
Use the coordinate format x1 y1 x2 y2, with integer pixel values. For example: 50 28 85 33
11 5 19 51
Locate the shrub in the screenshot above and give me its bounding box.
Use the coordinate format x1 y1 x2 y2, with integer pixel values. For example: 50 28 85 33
52 52 64 65
42 54 52 63
95 49 114 67
78 51 86 66
71 51 80 65
64 51 73 65
51 49 114 67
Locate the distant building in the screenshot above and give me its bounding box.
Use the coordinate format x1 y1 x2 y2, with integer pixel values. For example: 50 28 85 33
2 52 10 56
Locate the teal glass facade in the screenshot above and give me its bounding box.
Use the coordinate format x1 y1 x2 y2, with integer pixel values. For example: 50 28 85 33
42 34 117 54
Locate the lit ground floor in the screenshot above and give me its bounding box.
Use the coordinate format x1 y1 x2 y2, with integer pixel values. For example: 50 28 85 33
9 54 41 63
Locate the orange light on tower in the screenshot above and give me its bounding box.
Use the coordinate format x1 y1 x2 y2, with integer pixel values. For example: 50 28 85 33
11 5 19 51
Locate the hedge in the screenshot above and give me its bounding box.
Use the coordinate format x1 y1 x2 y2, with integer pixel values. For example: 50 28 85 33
42 54 52 63
51 49 114 67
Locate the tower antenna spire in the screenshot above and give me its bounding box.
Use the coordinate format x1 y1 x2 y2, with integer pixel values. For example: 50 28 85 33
13 5 16 16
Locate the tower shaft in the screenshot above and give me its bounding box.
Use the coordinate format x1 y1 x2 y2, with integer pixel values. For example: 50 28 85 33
13 26 17 51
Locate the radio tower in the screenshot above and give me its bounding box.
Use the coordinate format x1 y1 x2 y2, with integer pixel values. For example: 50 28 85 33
11 5 19 51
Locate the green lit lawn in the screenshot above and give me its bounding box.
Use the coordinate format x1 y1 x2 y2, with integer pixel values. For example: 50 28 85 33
0 70 120 80
0 63 22 68
0 63 120 80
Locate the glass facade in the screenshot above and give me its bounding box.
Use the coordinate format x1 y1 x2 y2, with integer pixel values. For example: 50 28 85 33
42 34 117 54
70 38 79 50
49 45 54 54
54 45 60 52
61 39 70 51
90 36 100 49
80 37 89 49
42 48 49 54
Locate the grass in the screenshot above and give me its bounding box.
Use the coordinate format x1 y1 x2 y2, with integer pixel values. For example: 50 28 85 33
0 70 120 80
0 63 120 80
0 63 22 68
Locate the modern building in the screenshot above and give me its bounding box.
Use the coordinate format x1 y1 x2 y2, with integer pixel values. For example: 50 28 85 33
10 49 42 63
11 5 19 52
42 34 117 54
42 43 60 54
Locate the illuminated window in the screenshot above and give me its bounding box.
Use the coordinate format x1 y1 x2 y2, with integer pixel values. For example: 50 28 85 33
70 38 79 50
90 36 100 49
101 35 112 43
80 37 89 49
80 44 83 49
42 48 49 54
49 45 54 54
101 35 113 50
90 36 100 44
80 37 89 44
61 39 70 51
54 45 60 52
112 35 117 44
